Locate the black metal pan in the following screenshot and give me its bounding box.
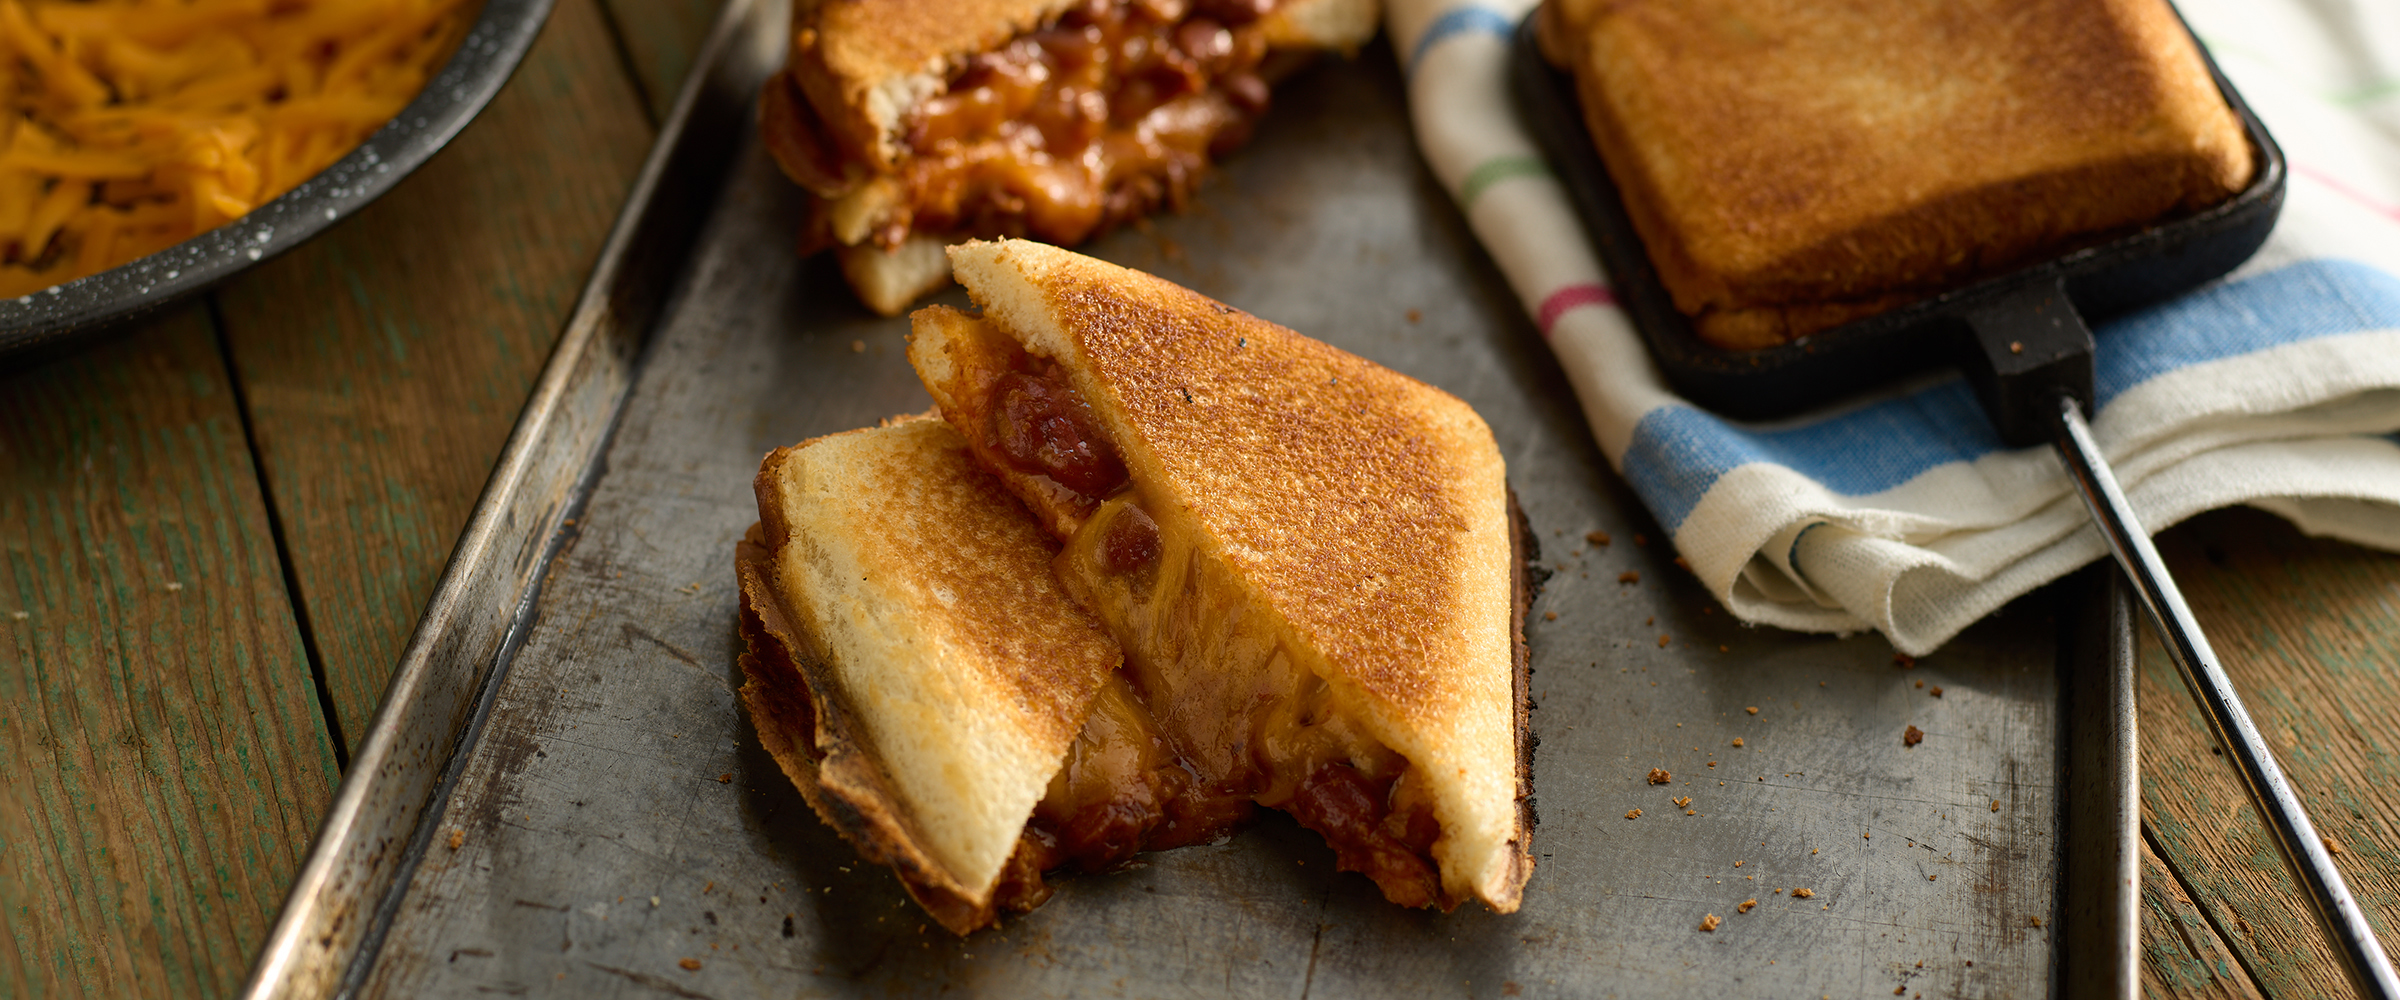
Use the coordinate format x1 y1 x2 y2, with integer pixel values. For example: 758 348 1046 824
1510 12 2399 996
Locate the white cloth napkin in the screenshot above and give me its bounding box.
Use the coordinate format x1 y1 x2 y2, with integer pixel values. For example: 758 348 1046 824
1389 0 2400 653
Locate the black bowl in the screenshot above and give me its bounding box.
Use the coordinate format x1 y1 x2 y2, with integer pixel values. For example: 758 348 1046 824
0 0 557 365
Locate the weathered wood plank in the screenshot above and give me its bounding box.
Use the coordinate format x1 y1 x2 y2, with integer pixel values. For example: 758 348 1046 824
2144 836 2266 999
2137 506 2400 1000
216 0 658 749
595 0 727 123
0 309 339 999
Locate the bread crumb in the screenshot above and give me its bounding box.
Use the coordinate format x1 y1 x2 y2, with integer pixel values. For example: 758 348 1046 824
1774 888 1783 894
1738 899 1757 914
717 773 732 784
1930 686 1943 698
1648 768 1672 784
2029 915 2045 928
1674 556 1691 571
1914 679 1923 689
1544 611 1558 621
1793 888 1814 898
2325 836 2344 855
1894 988 1906 996
1731 737 1744 747
1708 761 1717 768
1586 530 1611 546
446 828 464 851
1406 308 1423 323
1625 808 1643 819
1904 725 1924 747
1658 634 1672 647
1697 913 1720 932
680 958 703 971
703 881 714 894
1991 800 2001 812
1733 860 1742 867
849 340 865 353
1929 874 1938 881
1894 653 1916 669
1674 796 1691 807
1618 571 1641 584
1719 645 1729 653
1745 706 1759 715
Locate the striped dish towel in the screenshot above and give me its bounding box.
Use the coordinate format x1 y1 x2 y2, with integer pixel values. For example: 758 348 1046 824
1390 0 2400 653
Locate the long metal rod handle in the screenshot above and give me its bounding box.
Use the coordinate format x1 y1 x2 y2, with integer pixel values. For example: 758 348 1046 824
2051 395 2400 1000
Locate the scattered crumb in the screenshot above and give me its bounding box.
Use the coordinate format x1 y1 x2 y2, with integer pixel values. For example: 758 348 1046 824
1697 914 1720 932
1930 686 1943 698
1929 874 1938 881
1793 888 1814 898
703 881 714 894
1719 645 1730 653
1674 797 1691 807
1774 888 1783 894
1586 530 1611 546
1745 706 1759 715
717 773 732 784
2029 916 2045 928
1544 611 1558 621
1686 810 1696 816
1732 738 1744 747
1894 653 1916 669
1894 988 1906 996
849 340 865 353
1634 534 1649 546
1991 800 2001 812
679 958 703 971
651 896 661 907
1406 308 1423 323
1904 725 1924 747
1708 761 1717 768
1658 634 1672 647
1648 768 1672 784
1811 849 1818 855
446 829 464 851
1674 556 1691 571
165 581 183 592
1733 860 1743 867
1646 616 1654 626
1618 571 1641 584
1626 809 1643 820
1914 679 1923 689
1738 899 1758 914
2325 836 2344 855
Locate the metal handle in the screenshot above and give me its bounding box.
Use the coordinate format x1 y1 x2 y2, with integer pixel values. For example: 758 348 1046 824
2050 394 2400 1000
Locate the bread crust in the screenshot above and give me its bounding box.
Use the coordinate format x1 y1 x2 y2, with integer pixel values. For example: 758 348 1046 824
1545 0 2253 348
737 417 1122 933
936 238 1532 910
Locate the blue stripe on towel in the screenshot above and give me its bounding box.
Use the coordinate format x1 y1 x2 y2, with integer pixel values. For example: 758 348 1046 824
1407 6 1517 75
1625 259 2400 532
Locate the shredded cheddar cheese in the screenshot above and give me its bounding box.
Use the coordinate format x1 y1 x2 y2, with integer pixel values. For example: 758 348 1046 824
0 0 474 296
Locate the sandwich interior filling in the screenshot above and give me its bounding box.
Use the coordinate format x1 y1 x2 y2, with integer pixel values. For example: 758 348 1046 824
943 327 1452 909
775 0 1288 251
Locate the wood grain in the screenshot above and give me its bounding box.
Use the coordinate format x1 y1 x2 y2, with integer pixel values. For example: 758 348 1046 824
0 309 338 999
215 0 656 749
2136 506 2400 1000
595 0 727 123
2145 835 2267 999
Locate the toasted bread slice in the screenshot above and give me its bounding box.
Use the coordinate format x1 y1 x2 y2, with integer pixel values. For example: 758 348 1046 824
909 239 1532 912
736 414 1121 932
1539 0 2252 348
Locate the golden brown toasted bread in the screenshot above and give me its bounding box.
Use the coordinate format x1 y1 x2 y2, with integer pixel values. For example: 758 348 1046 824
737 414 1121 933
1539 0 2253 349
909 239 1533 912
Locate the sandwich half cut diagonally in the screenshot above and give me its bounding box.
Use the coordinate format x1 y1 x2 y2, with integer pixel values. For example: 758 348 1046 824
910 238 1536 912
760 0 1379 316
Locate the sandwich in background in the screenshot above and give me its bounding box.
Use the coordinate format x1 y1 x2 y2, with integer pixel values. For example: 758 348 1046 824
760 0 1378 316
911 239 1535 912
1534 0 2254 349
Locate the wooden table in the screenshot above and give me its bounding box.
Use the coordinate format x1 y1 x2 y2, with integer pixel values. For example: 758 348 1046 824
1 4 2393 996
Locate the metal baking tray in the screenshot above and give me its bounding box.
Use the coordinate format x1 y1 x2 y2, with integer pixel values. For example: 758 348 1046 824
241 0 2141 994
1508 13 2285 434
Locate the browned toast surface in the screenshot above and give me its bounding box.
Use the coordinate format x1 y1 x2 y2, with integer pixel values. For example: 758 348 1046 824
1544 0 2253 348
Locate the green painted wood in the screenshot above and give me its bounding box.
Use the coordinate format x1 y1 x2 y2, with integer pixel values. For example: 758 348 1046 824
216 0 659 751
2144 836 2266 999
596 0 729 124
2136 507 2400 1000
0 308 339 999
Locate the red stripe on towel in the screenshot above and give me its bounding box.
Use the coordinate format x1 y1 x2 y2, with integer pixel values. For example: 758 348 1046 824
1536 283 1615 338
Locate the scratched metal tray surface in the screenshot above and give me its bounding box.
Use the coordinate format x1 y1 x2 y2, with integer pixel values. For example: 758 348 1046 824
256 0 2142 993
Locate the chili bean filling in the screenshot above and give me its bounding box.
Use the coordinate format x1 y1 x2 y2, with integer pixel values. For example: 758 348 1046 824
989 367 1129 498
885 0 1279 247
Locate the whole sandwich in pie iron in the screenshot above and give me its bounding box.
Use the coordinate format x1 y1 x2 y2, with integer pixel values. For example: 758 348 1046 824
911 239 1535 913
736 243 1535 932
759 0 1378 315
